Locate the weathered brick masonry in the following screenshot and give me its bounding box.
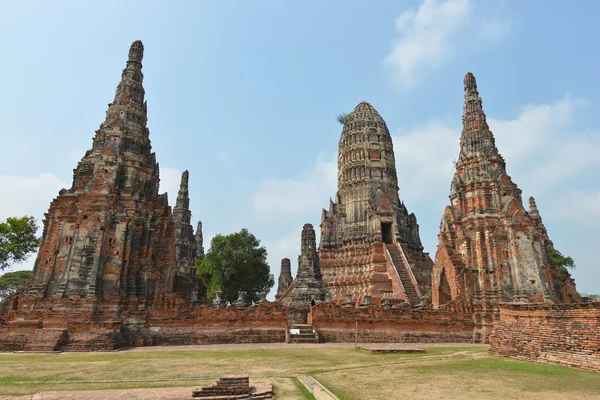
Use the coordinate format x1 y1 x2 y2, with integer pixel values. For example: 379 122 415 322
309 303 475 343
0 40 589 359
0 298 289 351
489 303 600 371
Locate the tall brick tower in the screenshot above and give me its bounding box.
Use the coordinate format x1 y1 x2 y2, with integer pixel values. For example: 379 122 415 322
319 102 433 305
432 73 579 315
27 41 178 301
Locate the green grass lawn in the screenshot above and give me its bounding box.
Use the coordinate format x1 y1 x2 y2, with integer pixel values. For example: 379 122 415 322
0 346 598 399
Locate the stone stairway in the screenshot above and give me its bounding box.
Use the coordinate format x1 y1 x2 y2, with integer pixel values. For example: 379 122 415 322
287 324 319 344
24 328 68 352
385 244 421 305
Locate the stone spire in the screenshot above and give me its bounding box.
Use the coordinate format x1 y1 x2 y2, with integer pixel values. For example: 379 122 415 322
431 73 580 319
195 221 205 259
278 224 329 307
458 73 503 164
275 258 293 300
320 101 425 250
173 171 191 226
318 100 433 304
529 196 540 218
69 40 159 199
112 40 146 108
27 40 179 300
173 170 195 264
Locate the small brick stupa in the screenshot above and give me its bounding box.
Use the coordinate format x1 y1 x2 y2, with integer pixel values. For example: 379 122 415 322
274 258 293 300
277 224 330 308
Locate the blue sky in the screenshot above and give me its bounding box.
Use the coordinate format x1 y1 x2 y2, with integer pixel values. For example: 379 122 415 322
1 0 598 297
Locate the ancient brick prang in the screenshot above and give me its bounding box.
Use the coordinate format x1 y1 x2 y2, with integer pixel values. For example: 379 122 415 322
172 170 206 302
25 41 181 302
319 101 433 305
278 224 330 308
432 73 580 319
489 303 600 371
274 258 293 300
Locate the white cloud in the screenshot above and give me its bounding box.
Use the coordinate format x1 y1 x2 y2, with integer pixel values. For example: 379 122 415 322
383 0 512 90
393 121 458 204
0 173 68 225
392 96 600 205
251 154 336 218
488 97 600 196
159 167 182 207
383 0 472 89
0 172 69 271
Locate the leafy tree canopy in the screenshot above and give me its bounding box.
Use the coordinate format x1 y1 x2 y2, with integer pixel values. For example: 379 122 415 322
579 293 600 301
547 246 575 282
0 216 40 271
336 112 349 125
196 229 274 303
0 270 32 301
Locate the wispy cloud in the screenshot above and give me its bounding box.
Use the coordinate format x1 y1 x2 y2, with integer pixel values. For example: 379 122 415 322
383 0 512 90
251 154 336 219
383 0 472 90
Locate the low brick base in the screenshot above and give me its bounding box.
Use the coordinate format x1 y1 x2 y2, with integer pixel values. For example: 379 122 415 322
0 298 484 351
489 302 600 371
191 375 273 399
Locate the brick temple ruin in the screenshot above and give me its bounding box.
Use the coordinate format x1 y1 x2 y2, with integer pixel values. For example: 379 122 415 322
0 41 596 372
431 73 580 340
318 101 433 305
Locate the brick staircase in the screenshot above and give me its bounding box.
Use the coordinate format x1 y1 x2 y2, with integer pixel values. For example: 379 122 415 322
287 324 319 343
191 375 273 399
385 244 421 305
23 328 68 352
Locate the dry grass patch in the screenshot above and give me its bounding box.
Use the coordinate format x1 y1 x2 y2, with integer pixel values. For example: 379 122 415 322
316 353 600 400
0 346 598 399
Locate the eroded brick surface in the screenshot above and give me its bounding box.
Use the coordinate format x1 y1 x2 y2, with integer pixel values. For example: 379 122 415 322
319 102 433 306
489 303 600 371
309 302 475 343
431 74 580 340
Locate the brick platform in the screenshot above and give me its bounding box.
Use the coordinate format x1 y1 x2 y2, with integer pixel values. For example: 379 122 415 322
190 375 273 399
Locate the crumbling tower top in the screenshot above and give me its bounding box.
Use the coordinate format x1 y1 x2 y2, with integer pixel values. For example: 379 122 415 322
128 40 144 63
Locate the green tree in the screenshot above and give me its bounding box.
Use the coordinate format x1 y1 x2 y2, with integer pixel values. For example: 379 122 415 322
196 229 274 303
547 246 575 281
336 112 349 125
0 270 32 301
0 216 40 271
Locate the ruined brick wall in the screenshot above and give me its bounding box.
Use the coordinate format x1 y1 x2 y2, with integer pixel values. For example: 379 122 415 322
138 302 289 346
489 303 600 371
309 303 476 343
0 298 289 351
